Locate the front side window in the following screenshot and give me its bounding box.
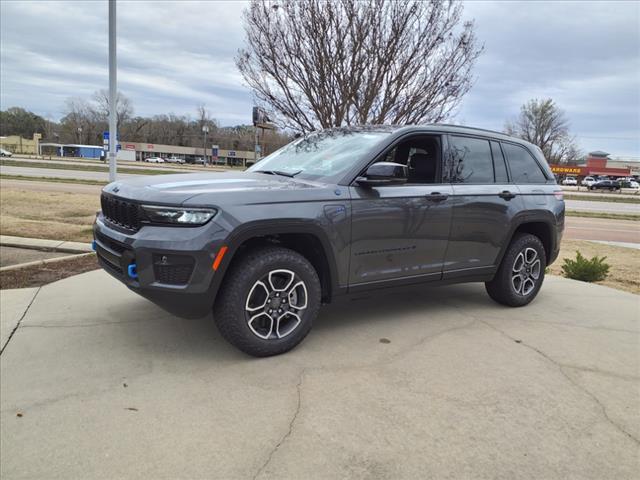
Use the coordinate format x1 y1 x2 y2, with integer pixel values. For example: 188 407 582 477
379 135 441 184
449 136 494 184
502 143 547 184
246 129 392 182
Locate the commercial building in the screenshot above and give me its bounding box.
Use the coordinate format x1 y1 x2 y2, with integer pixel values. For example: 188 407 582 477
0 134 41 154
39 140 255 166
550 151 638 179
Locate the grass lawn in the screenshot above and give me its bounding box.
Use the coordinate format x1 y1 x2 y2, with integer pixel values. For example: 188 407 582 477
0 187 100 242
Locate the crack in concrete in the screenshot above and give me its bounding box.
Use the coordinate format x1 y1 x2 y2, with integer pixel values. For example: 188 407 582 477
480 319 640 446
252 371 304 480
20 318 157 328
1 286 42 355
518 318 638 334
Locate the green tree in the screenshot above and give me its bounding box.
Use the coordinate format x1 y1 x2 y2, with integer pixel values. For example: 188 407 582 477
0 107 47 137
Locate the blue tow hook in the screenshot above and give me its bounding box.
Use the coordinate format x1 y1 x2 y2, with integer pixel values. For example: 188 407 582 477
127 263 138 279
91 240 97 251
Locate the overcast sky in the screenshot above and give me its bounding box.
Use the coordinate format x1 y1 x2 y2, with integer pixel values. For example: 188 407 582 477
1 0 638 157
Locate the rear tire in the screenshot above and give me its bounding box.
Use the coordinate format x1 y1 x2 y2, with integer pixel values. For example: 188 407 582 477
214 246 321 357
485 233 546 307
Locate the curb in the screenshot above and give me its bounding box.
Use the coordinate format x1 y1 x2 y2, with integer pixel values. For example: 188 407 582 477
0 252 95 272
0 236 93 254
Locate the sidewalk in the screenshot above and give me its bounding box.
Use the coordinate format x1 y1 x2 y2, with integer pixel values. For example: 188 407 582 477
0 235 93 254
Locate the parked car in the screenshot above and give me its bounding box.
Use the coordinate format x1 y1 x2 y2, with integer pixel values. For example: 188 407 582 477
589 180 620 191
145 157 165 163
581 176 596 187
619 179 639 189
0 148 13 157
94 125 564 357
192 157 206 165
166 157 185 164
561 176 577 186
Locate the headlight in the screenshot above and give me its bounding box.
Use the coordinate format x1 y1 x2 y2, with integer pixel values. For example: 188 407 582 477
141 205 217 225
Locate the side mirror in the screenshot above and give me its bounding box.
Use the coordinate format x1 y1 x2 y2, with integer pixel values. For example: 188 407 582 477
356 162 408 187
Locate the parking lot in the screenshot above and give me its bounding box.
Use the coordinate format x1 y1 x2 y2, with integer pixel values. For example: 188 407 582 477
1 270 638 479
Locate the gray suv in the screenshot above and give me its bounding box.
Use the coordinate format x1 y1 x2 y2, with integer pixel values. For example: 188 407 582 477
94 125 564 356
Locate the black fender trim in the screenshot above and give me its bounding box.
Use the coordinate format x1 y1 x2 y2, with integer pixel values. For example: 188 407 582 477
495 211 560 268
209 219 342 303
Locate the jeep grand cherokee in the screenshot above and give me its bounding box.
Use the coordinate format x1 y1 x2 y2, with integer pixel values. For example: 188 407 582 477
94 125 564 357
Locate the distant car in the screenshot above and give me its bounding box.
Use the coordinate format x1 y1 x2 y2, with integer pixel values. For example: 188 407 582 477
0 148 12 157
561 176 577 186
620 179 639 189
581 176 596 187
191 157 206 165
165 157 185 164
145 157 165 163
589 180 620 191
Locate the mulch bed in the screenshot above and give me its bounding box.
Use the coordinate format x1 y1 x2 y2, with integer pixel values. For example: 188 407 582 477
0 253 100 290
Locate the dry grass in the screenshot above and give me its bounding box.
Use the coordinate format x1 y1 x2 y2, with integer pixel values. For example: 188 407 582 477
0 187 99 242
550 239 640 294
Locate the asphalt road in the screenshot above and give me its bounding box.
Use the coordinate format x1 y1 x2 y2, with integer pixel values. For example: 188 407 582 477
564 216 639 243
0 165 141 181
565 199 639 214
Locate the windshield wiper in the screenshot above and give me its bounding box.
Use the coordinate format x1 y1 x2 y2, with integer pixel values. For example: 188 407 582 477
254 169 301 178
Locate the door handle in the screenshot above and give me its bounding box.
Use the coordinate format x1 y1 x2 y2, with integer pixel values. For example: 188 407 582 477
498 190 516 200
426 192 449 202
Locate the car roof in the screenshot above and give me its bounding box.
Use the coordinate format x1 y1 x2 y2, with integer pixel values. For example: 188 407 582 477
312 124 535 149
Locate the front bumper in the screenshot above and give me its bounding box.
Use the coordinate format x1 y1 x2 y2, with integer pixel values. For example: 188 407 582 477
93 214 230 318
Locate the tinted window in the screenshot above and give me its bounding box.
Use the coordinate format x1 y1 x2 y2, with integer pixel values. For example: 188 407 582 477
502 143 547 183
491 141 509 183
449 136 494 184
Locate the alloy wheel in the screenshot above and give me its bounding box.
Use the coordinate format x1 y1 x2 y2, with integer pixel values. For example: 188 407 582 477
511 247 541 296
245 269 308 340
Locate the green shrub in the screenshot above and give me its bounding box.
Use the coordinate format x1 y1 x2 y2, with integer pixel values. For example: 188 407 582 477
561 251 610 282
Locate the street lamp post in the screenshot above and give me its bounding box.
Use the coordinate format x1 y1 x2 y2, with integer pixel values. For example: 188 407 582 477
77 126 83 143
202 125 210 165
108 0 117 182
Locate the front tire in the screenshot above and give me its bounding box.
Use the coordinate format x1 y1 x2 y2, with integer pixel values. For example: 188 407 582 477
214 246 321 357
485 233 546 307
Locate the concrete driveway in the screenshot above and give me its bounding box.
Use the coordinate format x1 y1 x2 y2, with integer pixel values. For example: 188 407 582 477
1 271 638 479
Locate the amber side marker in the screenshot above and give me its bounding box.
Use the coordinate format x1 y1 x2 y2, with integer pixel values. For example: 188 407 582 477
212 246 228 271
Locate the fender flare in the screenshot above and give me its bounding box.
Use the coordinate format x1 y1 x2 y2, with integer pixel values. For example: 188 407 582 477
209 219 341 301
495 211 559 267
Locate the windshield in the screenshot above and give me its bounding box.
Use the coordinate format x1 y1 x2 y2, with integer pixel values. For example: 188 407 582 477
247 129 392 181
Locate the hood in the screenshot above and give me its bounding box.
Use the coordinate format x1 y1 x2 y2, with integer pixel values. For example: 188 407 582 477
102 171 330 205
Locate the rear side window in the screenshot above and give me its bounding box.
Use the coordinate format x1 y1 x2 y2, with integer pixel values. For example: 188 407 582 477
491 141 509 183
502 143 547 184
449 136 494 184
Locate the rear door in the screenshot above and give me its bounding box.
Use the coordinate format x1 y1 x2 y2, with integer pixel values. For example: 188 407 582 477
443 135 524 277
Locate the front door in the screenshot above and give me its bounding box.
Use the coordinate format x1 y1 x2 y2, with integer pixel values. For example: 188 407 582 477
348 135 453 286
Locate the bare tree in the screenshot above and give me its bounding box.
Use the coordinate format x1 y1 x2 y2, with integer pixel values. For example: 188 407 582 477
93 89 134 128
505 98 581 164
236 0 482 132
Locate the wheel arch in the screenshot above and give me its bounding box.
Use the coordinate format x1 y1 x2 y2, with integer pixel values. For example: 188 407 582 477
211 220 340 303
496 214 557 268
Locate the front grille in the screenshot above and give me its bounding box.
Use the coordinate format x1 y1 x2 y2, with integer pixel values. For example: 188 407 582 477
95 231 128 254
101 194 140 231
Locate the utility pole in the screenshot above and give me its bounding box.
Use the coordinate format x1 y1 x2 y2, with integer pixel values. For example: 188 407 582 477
108 0 117 182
